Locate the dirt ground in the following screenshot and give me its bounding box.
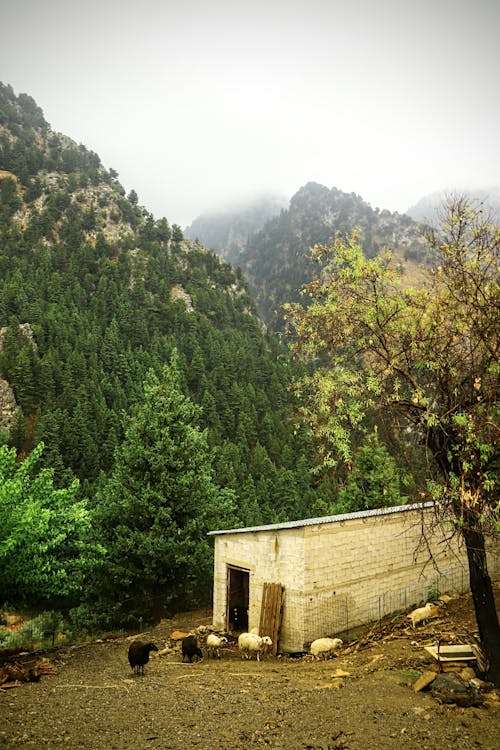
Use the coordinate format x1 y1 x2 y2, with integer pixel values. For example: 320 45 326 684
1 588 499 750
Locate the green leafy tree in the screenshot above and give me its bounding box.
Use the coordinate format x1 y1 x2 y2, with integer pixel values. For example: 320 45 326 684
286 197 500 684
0 443 99 607
88 352 235 626
338 431 405 512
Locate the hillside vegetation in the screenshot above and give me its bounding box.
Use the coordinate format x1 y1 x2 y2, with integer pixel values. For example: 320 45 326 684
0 82 332 513
0 83 340 623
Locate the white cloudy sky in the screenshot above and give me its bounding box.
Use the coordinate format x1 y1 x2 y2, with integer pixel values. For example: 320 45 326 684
1 0 499 227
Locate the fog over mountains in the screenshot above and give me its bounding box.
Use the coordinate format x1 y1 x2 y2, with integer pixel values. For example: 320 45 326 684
186 182 425 328
406 187 500 222
185 183 500 328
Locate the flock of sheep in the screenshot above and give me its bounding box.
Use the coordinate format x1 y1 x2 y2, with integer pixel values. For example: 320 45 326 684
127 630 344 674
128 599 445 675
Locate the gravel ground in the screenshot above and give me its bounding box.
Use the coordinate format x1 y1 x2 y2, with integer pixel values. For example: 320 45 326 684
1 592 499 750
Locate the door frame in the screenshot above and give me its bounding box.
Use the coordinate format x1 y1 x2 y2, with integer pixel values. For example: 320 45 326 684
226 564 250 633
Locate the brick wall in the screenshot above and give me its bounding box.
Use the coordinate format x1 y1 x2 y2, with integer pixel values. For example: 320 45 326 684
212 528 305 633
211 505 499 653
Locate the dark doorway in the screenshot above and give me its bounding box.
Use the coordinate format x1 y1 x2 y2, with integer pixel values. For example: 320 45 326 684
227 565 249 632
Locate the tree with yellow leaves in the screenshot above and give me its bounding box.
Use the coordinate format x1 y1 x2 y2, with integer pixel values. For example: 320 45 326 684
286 197 500 684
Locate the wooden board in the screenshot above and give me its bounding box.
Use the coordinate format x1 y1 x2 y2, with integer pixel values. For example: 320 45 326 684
258 582 284 656
424 644 476 662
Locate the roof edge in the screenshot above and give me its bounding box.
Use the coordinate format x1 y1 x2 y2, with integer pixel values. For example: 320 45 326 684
208 501 436 536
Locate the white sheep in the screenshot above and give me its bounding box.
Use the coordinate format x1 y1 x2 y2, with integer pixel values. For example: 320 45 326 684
238 632 273 661
206 633 228 658
309 637 344 659
407 602 441 628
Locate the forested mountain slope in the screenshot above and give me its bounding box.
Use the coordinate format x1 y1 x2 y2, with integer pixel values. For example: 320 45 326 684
0 82 332 527
192 182 427 329
184 193 287 265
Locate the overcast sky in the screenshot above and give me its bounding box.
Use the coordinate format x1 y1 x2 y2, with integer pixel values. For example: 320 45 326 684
2 0 499 227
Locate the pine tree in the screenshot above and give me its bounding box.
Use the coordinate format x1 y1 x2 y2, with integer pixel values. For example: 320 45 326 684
88 352 235 626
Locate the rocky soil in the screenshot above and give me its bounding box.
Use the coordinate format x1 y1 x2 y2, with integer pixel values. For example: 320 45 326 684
1 588 499 750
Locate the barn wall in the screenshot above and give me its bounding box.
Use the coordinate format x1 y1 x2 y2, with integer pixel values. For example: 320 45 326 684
212 506 500 654
212 527 306 645
299 507 471 648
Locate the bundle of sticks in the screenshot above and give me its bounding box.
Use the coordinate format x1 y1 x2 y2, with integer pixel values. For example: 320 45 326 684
0 659 56 690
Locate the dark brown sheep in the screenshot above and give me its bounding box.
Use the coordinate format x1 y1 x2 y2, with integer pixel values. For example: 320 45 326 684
181 634 203 662
128 640 158 675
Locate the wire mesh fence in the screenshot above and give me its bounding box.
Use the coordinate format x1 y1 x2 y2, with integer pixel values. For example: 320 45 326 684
282 563 470 647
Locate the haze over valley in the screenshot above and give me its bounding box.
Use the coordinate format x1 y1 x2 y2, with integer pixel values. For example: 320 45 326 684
1 0 498 228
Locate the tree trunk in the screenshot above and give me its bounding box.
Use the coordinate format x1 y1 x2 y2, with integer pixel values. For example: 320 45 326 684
462 525 500 687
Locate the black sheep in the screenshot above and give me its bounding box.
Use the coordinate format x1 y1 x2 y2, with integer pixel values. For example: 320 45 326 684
182 634 203 662
128 640 159 674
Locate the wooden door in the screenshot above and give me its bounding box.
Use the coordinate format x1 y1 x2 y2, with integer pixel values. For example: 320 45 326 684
259 582 284 656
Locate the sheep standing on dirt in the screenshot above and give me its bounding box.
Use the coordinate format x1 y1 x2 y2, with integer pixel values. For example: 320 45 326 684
128 641 159 675
309 637 343 660
407 602 442 628
238 632 273 661
206 633 228 658
182 634 203 662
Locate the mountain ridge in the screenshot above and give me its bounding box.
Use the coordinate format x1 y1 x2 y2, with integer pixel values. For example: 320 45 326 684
192 180 427 328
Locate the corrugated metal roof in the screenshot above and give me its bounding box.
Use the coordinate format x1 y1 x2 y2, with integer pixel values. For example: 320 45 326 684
208 501 435 536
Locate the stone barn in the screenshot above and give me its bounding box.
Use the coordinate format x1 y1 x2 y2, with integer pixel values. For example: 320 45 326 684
209 502 499 653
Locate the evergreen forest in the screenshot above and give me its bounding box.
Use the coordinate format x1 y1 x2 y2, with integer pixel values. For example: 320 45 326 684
0 83 341 626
